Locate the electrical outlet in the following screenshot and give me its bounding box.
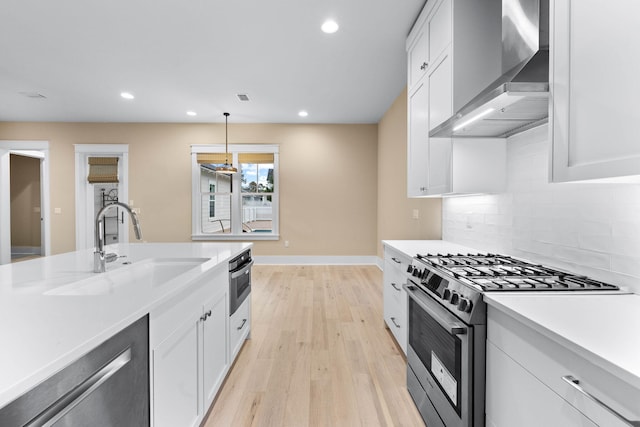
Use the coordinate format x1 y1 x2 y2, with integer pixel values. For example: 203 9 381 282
412 209 419 219
54 207 62 214
132 208 141 214
284 240 290 248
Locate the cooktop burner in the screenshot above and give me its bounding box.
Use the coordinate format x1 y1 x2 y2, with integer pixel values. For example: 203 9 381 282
413 253 619 292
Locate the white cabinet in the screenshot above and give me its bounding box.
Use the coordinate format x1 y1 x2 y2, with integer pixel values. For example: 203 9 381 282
406 0 505 197
382 244 411 354
487 307 640 427
153 313 201 427
486 341 597 427
150 264 230 427
229 296 251 361
550 0 640 182
407 81 430 196
202 291 229 411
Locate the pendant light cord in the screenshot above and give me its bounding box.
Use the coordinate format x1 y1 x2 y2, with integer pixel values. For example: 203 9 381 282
224 112 230 165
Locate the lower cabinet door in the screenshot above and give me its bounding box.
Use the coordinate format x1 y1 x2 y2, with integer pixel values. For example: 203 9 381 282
153 314 201 427
202 291 229 410
486 341 598 427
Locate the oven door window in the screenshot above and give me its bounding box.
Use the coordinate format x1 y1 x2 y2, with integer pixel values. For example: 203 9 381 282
232 267 251 299
409 298 462 415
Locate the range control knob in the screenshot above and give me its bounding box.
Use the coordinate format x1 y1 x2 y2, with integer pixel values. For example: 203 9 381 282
442 288 452 301
413 268 422 277
450 292 460 305
406 265 414 274
458 298 473 313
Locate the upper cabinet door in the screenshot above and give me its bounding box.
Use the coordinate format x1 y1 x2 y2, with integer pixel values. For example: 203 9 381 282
408 29 429 89
551 0 640 182
428 0 452 67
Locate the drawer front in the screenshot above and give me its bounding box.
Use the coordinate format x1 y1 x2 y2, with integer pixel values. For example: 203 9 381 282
486 340 597 427
383 246 410 354
229 296 251 360
488 307 640 427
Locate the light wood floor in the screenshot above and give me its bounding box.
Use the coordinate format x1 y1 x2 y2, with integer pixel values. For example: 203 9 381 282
203 265 425 427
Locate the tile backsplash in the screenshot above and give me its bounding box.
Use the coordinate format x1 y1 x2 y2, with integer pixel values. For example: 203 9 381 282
443 125 640 294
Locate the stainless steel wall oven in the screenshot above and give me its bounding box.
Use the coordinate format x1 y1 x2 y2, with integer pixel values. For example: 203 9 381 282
229 249 253 316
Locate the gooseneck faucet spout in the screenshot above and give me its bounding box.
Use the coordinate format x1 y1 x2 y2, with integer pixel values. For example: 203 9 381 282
94 202 142 273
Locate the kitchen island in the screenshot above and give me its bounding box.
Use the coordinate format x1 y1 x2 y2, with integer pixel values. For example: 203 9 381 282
0 242 251 422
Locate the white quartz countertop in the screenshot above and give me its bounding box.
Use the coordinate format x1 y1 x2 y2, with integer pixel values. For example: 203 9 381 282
0 242 251 408
381 239 640 391
485 293 640 391
382 239 481 258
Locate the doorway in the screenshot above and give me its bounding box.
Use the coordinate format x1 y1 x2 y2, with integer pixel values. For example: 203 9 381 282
10 153 42 261
74 144 129 250
0 141 51 265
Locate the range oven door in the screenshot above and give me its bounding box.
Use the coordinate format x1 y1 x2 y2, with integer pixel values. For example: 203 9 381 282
405 283 474 427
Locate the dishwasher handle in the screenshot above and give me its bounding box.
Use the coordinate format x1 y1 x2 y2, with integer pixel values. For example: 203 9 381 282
26 348 132 427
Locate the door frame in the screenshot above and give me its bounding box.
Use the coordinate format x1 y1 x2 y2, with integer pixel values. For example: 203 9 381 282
0 140 51 265
74 144 129 250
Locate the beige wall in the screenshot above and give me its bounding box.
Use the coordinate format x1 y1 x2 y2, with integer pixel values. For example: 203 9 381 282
10 154 41 247
376 87 442 258
0 122 379 256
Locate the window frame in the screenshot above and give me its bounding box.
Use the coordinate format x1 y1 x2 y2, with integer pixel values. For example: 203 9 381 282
191 144 279 241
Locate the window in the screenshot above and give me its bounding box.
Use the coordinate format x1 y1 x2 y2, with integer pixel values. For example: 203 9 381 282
191 145 279 240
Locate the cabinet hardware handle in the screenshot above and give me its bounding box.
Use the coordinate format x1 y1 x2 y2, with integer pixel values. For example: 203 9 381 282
391 257 401 264
201 310 212 321
26 348 132 426
391 283 401 292
562 375 640 426
419 186 427 192
390 317 401 328
237 319 247 330
420 62 428 70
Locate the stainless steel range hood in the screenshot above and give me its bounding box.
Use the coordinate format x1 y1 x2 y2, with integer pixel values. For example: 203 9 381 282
430 0 549 138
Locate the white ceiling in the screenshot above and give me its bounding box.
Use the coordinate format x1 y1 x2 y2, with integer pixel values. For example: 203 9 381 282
0 0 425 124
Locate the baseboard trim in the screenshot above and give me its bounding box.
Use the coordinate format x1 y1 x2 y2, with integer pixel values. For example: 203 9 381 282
253 255 378 265
11 246 41 256
375 257 383 271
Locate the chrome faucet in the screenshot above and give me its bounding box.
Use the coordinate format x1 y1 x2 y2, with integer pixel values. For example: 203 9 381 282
94 202 142 273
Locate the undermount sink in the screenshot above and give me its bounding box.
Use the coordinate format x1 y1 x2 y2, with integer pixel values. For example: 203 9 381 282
44 258 209 296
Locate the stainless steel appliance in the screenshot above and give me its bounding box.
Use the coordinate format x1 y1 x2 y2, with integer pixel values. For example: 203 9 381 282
0 315 149 426
229 249 253 316
430 0 550 139
404 253 620 427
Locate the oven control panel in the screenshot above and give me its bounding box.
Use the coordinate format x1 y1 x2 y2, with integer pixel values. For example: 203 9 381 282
407 263 485 324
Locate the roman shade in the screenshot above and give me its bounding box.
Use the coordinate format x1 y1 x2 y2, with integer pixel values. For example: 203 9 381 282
87 157 118 183
238 153 274 164
197 153 229 164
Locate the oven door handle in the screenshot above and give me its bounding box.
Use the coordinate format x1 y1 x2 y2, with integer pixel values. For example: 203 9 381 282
230 260 254 279
404 284 468 335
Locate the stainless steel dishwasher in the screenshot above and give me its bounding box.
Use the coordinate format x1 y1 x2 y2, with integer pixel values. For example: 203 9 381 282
0 315 149 426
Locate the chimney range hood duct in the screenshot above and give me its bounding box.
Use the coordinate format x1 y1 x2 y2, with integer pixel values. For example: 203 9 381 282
430 0 549 138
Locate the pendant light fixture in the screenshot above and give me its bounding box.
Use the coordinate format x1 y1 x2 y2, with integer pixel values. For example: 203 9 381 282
215 112 238 174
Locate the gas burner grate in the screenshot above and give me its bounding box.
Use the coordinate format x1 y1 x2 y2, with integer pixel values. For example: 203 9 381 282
414 253 620 292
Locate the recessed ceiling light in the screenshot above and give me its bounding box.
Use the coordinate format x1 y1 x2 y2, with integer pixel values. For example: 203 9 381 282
321 20 339 34
186 111 197 116
298 110 309 117
120 92 134 100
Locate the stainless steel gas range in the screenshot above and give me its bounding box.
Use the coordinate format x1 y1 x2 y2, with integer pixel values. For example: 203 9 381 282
403 253 621 427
